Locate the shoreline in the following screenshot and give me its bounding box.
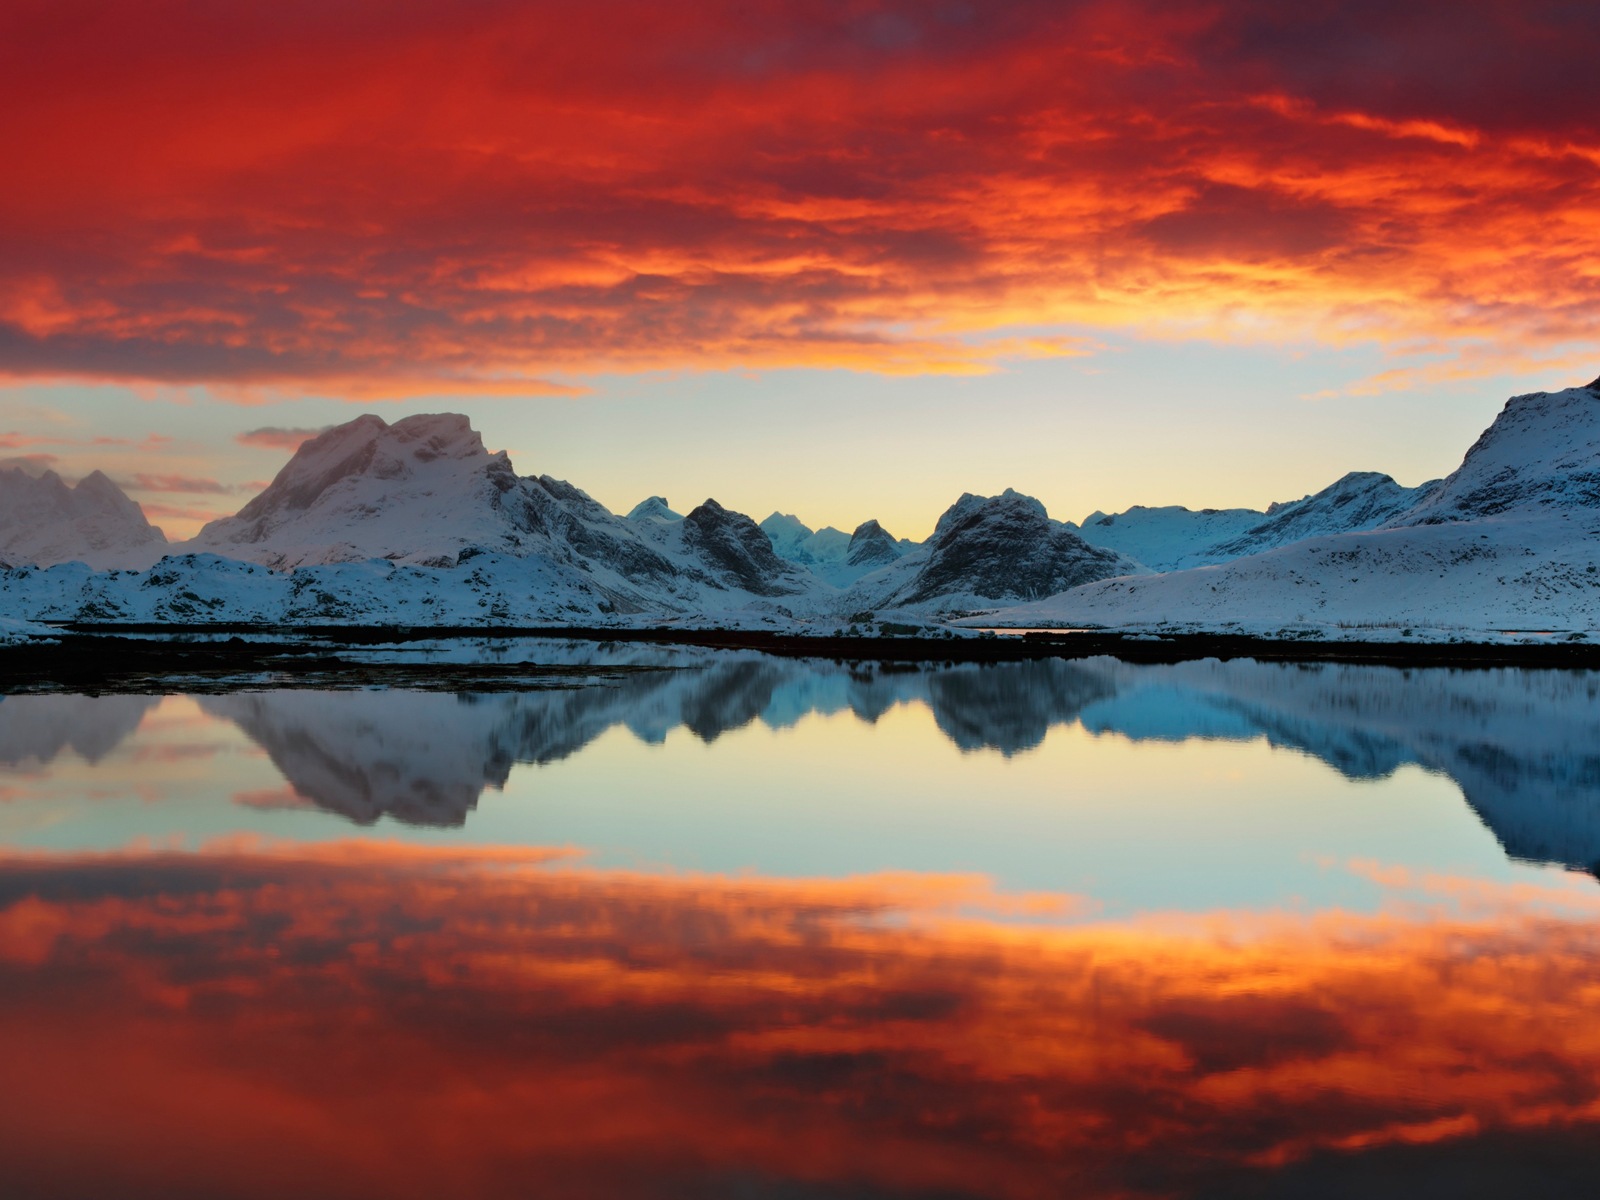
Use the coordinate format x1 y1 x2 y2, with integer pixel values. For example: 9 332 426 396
2 622 1599 692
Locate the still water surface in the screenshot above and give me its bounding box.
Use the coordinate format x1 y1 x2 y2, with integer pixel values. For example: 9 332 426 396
3 645 1600 1197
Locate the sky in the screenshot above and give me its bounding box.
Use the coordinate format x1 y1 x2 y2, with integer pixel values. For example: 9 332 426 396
2 0 1598 540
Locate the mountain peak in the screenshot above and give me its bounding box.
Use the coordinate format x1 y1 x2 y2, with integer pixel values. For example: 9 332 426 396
627 496 682 522
933 489 1048 539
191 411 520 567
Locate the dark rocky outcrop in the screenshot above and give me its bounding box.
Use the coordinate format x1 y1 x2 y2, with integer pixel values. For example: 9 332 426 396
683 499 805 596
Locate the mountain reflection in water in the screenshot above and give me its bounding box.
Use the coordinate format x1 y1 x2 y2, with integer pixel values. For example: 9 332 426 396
6 652 1598 871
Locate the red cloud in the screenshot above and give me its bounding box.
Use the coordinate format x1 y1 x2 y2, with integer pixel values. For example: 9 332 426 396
0 1 1597 395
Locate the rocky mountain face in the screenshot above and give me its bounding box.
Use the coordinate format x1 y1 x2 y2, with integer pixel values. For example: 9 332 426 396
851 489 1138 612
681 500 810 597
845 520 901 571
0 464 167 568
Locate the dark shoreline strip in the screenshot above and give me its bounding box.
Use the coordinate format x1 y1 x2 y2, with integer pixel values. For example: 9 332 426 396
0 623 1596 694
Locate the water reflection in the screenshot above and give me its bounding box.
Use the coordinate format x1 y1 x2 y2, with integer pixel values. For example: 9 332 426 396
2 841 1598 1198
5 653 1598 872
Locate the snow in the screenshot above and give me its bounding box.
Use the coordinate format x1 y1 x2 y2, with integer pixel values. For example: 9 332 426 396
759 512 853 569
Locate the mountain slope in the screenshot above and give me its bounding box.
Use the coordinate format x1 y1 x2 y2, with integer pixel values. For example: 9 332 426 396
0 464 167 568
987 379 1600 634
1395 378 1600 524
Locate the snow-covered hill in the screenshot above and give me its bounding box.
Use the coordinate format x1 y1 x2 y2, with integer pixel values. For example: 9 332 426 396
989 379 1600 634
0 463 167 568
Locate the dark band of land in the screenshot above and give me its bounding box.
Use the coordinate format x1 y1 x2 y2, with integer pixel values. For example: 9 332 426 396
1 623 1597 694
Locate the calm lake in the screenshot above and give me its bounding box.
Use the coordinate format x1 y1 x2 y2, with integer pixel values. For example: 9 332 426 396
3 643 1600 1197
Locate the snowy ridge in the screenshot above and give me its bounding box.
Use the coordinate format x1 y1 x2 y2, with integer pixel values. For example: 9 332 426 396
0 464 166 569
1077 472 1436 572
759 513 851 569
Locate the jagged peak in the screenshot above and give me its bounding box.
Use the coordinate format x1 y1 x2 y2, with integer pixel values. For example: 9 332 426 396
933 488 1049 538
759 511 813 537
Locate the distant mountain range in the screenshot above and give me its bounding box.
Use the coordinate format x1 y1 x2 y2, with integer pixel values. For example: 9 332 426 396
2 375 1598 633
0 461 167 569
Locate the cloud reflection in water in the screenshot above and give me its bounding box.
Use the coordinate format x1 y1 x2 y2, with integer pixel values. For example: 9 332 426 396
2 841 1599 1198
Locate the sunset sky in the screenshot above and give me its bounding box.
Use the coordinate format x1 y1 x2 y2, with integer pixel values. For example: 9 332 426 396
3 1 1598 538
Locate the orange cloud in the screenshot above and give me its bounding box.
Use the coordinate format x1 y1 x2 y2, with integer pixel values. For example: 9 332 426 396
235 426 333 452
0 2 1597 397
2 840 1598 1197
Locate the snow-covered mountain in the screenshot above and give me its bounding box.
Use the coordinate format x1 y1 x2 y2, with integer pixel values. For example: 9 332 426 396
849 489 1140 614
759 513 852 569
757 514 913 588
1074 504 1262 573
1077 471 1436 572
0 463 166 569
190 413 541 568
990 379 1600 634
